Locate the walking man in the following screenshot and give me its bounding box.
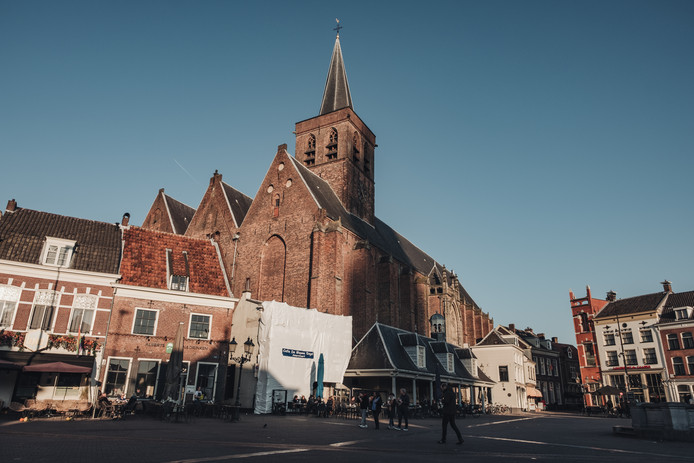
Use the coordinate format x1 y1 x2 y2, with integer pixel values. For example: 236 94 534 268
438 383 464 445
396 388 410 431
387 392 396 429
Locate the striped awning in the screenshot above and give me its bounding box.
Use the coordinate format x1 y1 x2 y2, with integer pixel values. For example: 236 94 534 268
526 386 543 398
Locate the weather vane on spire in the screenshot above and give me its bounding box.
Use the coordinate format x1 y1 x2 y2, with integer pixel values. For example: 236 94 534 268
334 18 342 37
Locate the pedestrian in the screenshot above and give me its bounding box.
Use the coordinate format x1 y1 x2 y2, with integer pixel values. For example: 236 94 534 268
387 392 396 429
370 391 382 430
396 388 410 431
359 391 369 428
438 383 464 445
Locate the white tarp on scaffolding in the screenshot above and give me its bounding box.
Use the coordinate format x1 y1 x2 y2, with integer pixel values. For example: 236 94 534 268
254 301 352 414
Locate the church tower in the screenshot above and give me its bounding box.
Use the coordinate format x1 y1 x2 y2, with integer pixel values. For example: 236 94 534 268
294 31 376 225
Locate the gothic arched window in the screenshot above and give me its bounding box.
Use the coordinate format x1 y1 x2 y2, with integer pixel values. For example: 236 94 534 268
273 193 280 217
304 134 316 166
327 128 338 160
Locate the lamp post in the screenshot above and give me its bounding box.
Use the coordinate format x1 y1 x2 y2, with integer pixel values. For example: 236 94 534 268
229 337 255 421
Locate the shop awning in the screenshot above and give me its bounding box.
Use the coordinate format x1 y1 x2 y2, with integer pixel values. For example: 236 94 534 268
23 361 92 374
526 386 543 398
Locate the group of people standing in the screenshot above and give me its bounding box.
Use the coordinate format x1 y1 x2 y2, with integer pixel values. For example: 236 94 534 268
357 384 464 445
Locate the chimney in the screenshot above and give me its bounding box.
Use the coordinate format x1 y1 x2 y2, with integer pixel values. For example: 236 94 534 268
210 169 222 186
552 337 558 343
6 199 17 213
606 291 617 302
121 213 130 226
661 280 672 293
508 323 515 332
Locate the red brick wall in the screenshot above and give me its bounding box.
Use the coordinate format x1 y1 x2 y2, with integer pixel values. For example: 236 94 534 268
141 190 174 234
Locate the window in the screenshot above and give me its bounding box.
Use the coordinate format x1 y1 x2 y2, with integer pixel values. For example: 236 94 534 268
640 329 653 343
446 353 454 373
584 342 596 366
579 313 589 332
624 350 637 366
105 358 130 396
416 345 426 368
42 238 75 267
567 348 573 359
135 360 159 398
68 295 97 334
540 358 546 376
327 128 338 159
668 333 681 350
673 357 685 375
621 331 634 345
0 285 20 328
273 193 280 217
352 132 360 163
606 351 619 367
499 365 509 382
687 357 694 375
682 332 694 349
189 314 210 339
29 291 57 330
133 309 157 336
645 373 665 403
674 308 690 320
304 134 316 166
604 332 616 346
677 385 692 403
195 363 218 400
643 348 657 365
170 275 188 291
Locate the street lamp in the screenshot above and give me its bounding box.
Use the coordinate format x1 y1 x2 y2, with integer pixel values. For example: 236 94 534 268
229 337 255 420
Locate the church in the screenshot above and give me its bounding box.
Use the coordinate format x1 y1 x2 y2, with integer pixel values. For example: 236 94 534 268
142 33 493 346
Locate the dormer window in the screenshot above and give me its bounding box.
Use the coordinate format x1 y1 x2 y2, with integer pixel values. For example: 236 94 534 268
675 307 692 320
446 352 454 372
170 275 188 291
42 237 75 268
416 345 426 368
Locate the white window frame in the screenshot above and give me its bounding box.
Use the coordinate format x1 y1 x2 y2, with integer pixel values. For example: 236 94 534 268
132 308 159 336
135 358 161 398
0 285 21 328
640 329 653 343
188 313 211 340
170 274 189 292
416 345 426 368
68 294 98 335
105 356 132 397
28 291 59 331
41 237 76 268
195 361 219 400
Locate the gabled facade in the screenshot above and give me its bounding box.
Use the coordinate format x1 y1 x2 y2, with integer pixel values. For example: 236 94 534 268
513 326 563 408
103 226 236 402
141 188 196 235
569 286 608 406
472 325 537 411
142 35 494 347
655 289 694 402
0 200 122 406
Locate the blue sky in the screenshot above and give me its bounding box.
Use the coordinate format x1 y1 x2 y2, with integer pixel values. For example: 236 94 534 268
2 1 693 346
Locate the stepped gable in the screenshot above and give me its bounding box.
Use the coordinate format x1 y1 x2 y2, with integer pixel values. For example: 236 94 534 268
596 292 667 319
221 182 253 228
119 226 228 296
0 206 121 274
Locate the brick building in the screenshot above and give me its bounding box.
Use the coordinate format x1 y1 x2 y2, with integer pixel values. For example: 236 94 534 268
0 200 121 406
144 34 493 347
103 225 236 402
569 286 608 406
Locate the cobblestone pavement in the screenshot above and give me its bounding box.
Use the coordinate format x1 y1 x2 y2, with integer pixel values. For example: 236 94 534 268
1 411 692 463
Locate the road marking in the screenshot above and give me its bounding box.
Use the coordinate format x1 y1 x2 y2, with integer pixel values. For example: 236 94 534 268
163 448 311 462
329 440 364 447
474 435 691 459
467 417 538 427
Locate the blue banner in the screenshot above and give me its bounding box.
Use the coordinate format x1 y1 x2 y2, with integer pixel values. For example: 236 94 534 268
282 348 314 359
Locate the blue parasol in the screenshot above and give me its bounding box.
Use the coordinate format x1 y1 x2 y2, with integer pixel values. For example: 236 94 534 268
316 354 325 398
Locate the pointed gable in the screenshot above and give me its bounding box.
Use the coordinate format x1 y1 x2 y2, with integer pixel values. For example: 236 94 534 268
141 188 195 235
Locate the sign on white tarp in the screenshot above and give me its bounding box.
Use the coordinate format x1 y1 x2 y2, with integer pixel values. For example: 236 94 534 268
254 301 352 414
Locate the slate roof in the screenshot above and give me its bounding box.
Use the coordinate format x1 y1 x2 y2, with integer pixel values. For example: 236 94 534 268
164 194 195 235
347 323 481 384
221 182 253 228
657 291 694 323
289 156 449 280
319 36 353 115
0 207 122 274
595 292 667 319
119 226 228 296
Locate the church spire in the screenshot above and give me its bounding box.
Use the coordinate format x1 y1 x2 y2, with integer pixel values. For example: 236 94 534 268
319 27 353 115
